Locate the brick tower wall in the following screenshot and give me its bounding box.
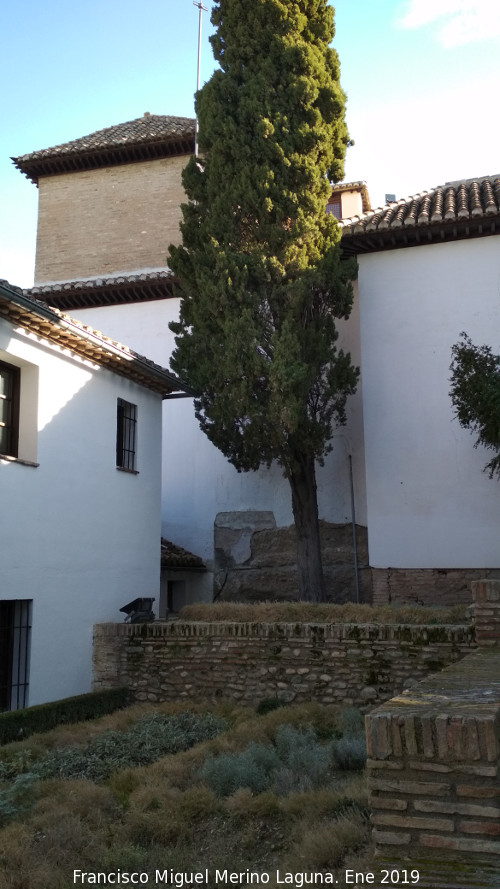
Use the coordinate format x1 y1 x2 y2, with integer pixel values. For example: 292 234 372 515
34 154 188 283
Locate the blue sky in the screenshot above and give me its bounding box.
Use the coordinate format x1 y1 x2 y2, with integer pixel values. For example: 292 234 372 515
2 0 500 287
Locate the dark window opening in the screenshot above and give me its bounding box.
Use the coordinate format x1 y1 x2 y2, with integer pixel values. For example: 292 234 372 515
116 398 137 470
0 600 32 711
326 199 342 219
0 361 20 458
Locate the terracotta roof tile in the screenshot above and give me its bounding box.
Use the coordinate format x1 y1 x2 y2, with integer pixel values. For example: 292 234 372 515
27 269 175 311
12 114 195 183
161 538 206 570
0 279 192 397
341 175 500 255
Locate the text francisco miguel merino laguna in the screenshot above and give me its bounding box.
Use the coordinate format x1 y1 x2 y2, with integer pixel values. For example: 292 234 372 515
73 870 357 886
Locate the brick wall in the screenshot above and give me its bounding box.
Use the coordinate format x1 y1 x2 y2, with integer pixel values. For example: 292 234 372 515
92 621 474 709
365 580 500 887
34 155 188 282
372 567 500 607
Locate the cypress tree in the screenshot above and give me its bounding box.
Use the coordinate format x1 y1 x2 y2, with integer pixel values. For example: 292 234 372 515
169 0 358 601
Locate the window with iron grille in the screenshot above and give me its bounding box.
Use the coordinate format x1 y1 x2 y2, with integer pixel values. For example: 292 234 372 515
116 398 137 470
0 361 20 458
0 600 32 711
326 199 342 219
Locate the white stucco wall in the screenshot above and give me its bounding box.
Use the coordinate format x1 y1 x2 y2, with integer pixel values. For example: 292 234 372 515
77 291 367 572
1 318 163 706
358 236 500 568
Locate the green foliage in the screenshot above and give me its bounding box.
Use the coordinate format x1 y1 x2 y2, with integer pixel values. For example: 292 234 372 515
201 724 331 797
331 708 366 770
450 333 500 478
0 687 131 746
339 708 365 736
200 743 280 797
33 711 228 783
169 1 358 600
0 773 39 823
331 735 366 771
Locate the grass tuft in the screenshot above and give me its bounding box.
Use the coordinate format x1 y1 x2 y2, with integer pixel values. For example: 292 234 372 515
179 601 468 624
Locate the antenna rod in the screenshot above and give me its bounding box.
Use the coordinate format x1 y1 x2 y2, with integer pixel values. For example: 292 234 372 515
193 1 208 157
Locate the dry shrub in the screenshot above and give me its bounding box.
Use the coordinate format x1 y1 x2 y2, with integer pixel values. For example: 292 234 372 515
285 812 370 872
120 783 218 848
180 601 468 625
225 787 281 818
280 780 368 819
34 779 120 827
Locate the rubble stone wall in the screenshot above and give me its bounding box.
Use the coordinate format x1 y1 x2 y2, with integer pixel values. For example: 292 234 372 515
93 621 474 710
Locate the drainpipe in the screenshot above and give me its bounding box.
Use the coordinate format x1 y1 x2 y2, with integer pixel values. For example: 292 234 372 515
348 453 360 604
332 434 360 604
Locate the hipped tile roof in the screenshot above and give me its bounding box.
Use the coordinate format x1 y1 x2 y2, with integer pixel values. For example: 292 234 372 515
12 114 196 184
161 538 206 570
0 279 191 397
28 269 175 312
341 175 500 255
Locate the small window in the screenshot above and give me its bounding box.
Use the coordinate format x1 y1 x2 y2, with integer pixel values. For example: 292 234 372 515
116 398 137 470
0 600 32 711
0 361 20 458
326 199 342 219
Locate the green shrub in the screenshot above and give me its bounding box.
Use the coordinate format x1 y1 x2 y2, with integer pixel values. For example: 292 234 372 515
34 711 228 783
331 735 366 770
0 687 131 745
0 773 38 822
339 708 365 736
202 726 332 798
200 745 276 798
274 725 331 787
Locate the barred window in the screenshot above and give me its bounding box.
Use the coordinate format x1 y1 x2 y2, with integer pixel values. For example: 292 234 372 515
116 398 137 470
0 600 32 712
326 199 342 219
0 361 20 458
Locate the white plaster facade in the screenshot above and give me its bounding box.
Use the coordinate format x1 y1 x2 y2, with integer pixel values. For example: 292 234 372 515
75 289 367 589
1 292 169 707
358 236 500 569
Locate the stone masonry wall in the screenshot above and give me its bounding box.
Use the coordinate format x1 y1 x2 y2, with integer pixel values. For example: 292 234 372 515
214 516 372 603
365 580 500 888
93 621 474 710
35 155 188 282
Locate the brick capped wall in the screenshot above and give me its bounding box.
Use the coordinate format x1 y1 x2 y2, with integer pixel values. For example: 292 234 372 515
365 580 500 887
34 154 188 282
92 621 474 710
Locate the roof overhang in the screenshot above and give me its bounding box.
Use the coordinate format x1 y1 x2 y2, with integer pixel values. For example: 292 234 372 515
28 269 176 311
0 279 192 397
341 215 500 257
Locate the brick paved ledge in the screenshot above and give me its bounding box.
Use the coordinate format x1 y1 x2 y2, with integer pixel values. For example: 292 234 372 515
366 647 500 887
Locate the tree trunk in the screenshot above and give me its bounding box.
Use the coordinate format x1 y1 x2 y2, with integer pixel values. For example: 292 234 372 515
288 453 326 602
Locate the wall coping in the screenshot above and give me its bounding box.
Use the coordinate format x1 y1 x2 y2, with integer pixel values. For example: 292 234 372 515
368 648 500 728
93 620 474 643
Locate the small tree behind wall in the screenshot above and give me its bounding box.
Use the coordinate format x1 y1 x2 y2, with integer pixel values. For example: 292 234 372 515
169 0 358 602
450 333 500 479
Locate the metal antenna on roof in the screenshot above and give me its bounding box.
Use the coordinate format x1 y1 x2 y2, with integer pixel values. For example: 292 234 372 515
193 1 208 157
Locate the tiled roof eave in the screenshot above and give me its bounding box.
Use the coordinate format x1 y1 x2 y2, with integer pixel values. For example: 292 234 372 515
160 538 206 570
28 270 176 311
341 215 500 257
0 280 189 396
13 136 195 185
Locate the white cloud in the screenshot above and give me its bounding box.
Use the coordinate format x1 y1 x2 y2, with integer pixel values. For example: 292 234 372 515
396 0 500 46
